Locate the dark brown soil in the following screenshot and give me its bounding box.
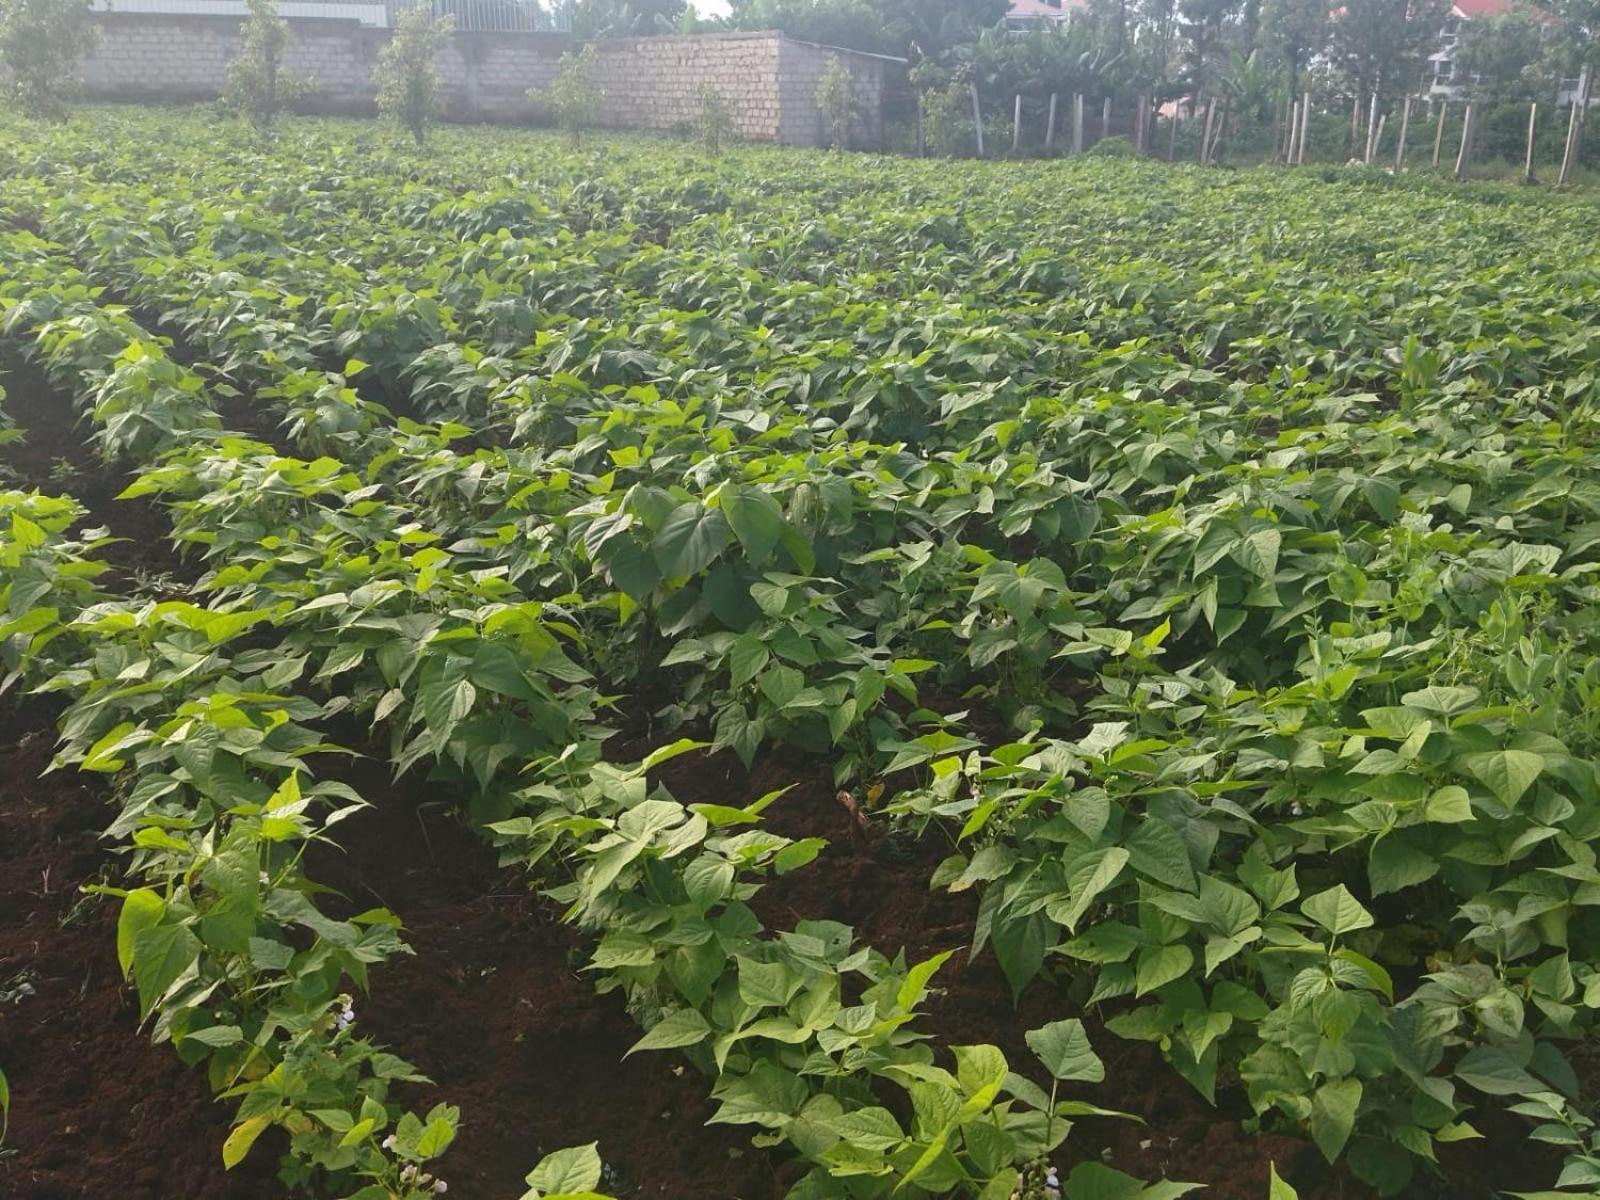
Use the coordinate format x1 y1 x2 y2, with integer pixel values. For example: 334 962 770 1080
0 698 282 1200
310 756 778 1200
0 347 187 586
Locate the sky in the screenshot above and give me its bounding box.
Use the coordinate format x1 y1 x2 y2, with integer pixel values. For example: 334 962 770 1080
690 0 732 14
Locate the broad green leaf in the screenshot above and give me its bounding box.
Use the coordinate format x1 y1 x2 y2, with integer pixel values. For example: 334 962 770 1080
1301 885 1373 938
523 1143 604 1196
117 888 165 978
1025 1018 1105 1082
1310 1077 1361 1162
1135 943 1192 997
1454 1044 1543 1095
652 503 731 578
1462 749 1544 808
724 489 786 564
132 923 202 1018
1231 527 1281 580
1269 1164 1298 1199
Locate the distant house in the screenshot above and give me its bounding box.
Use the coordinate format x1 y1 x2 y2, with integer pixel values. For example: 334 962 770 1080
1005 0 1082 32
1425 0 1589 104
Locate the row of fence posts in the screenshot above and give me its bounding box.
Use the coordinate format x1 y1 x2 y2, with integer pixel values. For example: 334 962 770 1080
919 80 1590 185
1277 75 1589 183
918 90 1156 158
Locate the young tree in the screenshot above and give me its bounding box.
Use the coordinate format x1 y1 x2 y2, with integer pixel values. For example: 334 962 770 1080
374 2 454 149
543 42 604 146
815 52 860 148
0 0 97 119
694 81 736 153
225 0 289 136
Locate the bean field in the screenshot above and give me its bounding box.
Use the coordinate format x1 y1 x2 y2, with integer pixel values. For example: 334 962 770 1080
2 110 1600 1200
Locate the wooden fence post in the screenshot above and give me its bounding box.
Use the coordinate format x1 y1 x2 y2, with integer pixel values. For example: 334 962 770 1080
1394 95 1411 170
970 82 985 158
1200 96 1217 163
1350 95 1361 158
1559 98 1581 186
1364 93 1380 161
1298 95 1310 163
1524 101 1538 182
916 92 926 158
1168 108 1178 160
1368 114 1386 164
1454 101 1476 180
1045 92 1058 155
1101 95 1112 143
1432 102 1447 167
1073 93 1084 154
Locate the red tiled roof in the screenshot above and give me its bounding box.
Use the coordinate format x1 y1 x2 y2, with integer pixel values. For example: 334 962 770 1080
1452 0 1513 15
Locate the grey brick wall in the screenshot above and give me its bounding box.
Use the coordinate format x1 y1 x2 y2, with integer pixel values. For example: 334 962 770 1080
75 18 897 146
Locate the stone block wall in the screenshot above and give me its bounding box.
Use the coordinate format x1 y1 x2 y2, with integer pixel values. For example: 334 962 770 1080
75 18 897 146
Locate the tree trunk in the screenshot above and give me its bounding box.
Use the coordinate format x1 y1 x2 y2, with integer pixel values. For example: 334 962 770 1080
1045 93 1058 155
1394 96 1411 171
1432 102 1448 167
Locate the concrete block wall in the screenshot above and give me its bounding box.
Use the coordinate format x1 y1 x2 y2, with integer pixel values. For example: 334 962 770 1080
778 37 888 149
75 17 897 146
588 33 783 141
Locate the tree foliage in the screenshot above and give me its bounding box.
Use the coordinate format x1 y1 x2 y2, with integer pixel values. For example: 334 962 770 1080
569 0 687 36
1322 0 1449 104
0 0 96 119
727 0 1007 59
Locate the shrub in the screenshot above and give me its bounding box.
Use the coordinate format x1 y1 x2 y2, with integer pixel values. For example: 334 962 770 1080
374 2 453 149
922 81 976 157
815 53 859 150
695 82 735 154
224 0 288 136
1089 135 1137 158
0 0 97 119
542 42 603 147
